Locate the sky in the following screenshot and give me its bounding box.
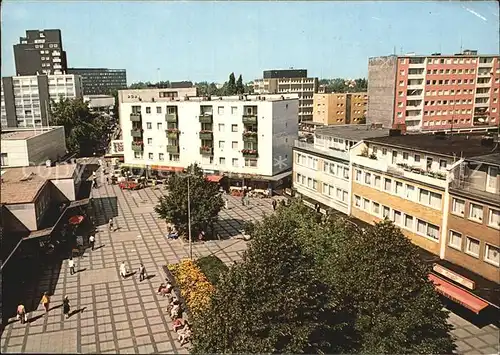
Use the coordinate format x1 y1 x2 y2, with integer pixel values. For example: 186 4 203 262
1 1 499 84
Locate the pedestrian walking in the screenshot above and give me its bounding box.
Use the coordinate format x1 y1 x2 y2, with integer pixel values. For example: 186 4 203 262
108 218 114 232
41 292 50 314
120 261 127 279
272 199 277 211
17 303 27 324
224 199 229 210
68 257 75 275
89 235 95 251
138 263 147 282
63 296 71 319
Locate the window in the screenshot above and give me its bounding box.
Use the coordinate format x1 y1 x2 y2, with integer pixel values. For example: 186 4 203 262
218 123 225 132
219 157 226 165
469 203 484 222
148 153 154 160
156 106 162 114
231 124 238 132
232 141 238 150
219 141 225 149
337 165 343 177
484 244 500 266
392 150 398 164
426 157 433 170
146 107 151 114
363 198 370 211
430 192 442 209
382 148 387 156
157 122 162 130
465 237 480 257
146 122 152 129
1 153 8 166
383 206 390 218
487 166 498 193
218 106 224 115
147 138 153 145
451 198 465 216
354 195 361 207
448 230 462 250
355 170 362 182
343 167 349 180
245 158 257 167
439 159 447 169
159 153 164 161
384 178 392 191
393 210 402 225
488 209 500 229
417 219 440 240
419 189 429 204
403 152 409 161
395 181 403 196
374 175 381 188
364 172 371 185
405 184 415 199
231 106 237 115
404 215 414 229
134 152 141 159
372 202 380 215
232 158 238 167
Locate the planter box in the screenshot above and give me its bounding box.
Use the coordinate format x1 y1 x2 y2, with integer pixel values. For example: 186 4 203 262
131 143 143 152
200 147 214 155
130 113 142 122
167 145 179 154
165 113 178 123
242 134 257 143
199 132 213 140
242 151 258 158
167 131 180 139
242 115 257 125
199 114 213 124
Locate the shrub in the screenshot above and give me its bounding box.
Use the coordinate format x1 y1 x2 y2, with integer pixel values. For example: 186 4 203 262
195 255 229 285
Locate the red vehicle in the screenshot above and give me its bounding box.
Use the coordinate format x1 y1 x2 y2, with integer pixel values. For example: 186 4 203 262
119 181 143 190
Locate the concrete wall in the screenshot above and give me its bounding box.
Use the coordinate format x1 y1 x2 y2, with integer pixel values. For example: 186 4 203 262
367 56 398 128
4 203 37 231
50 178 76 201
0 139 29 167
271 100 299 175
26 127 67 165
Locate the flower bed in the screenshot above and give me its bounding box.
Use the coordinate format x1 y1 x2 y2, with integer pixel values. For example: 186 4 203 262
167 259 215 315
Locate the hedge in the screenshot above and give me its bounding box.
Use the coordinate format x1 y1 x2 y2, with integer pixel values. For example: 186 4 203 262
195 255 229 286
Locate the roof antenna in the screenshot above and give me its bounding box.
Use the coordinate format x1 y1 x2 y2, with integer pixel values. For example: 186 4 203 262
460 36 463 53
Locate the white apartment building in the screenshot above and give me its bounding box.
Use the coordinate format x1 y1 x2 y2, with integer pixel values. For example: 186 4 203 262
1 74 83 128
119 90 298 186
292 124 389 215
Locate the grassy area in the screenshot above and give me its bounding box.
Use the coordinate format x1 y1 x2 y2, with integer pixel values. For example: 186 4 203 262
196 255 229 285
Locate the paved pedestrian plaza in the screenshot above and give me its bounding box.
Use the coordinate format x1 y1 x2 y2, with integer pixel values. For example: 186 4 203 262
1 172 498 354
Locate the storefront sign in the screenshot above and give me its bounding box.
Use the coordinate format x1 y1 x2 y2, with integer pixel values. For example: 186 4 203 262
433 264 475 290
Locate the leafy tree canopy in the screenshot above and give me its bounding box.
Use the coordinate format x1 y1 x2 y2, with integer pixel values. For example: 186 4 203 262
319 77 368 93
191 199 455 354
50 97 112 157
154 164 224 237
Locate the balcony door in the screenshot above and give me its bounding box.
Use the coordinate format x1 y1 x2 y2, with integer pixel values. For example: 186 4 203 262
486 166 499 193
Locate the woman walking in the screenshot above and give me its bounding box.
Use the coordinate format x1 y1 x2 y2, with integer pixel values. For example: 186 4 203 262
41 292 50 314
63 296 71 319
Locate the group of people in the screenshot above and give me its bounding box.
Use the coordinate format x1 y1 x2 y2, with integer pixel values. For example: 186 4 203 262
158 281 192 346
16 292 72 325
119 261 148 282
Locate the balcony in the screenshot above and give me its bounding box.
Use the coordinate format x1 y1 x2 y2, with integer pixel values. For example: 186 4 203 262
199 130 213 140
199 114 213 124
352 154 388 172
478 71 492 77
131 141 144 152
242 149 258 158
167 145 179 154
130 112 142 122
165 112 178 123
476 81 491 88
200 146 214 155
242 132 258 143
294 141 349 161
242 115 257 125
387 164 448 188
130 129 143 138
166 129 180 139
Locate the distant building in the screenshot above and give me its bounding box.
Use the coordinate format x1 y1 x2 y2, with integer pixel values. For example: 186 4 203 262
1 127 67 168
1 74 83 128
253 69 318 122
312 93 367 125
367 50 500 131
67 68 127 95
170 81 193 89
14 29 68 76
83 95 115 114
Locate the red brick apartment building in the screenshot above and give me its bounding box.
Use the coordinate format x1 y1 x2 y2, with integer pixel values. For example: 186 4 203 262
367 50 499 132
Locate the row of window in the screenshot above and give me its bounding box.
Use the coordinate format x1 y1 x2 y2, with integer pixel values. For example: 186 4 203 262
295 153 318 170
141 105 255 116
322 183 349 204
140 136 258 152
323 161 350 180
371 146 447 170
136 151 258 168
353 195 440 241
144 121 254 135
422 119 473 127
449 231 499 267
451 197 500 229
354 169 443 210
296 173 318 191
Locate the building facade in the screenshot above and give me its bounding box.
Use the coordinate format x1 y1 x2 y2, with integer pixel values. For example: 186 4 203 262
119 91 298 184
67 68 127 95
1 74 83 128
253 69 318 122
367 50 500 131
313 92 367 125
0 127 67 168
14 29 68 76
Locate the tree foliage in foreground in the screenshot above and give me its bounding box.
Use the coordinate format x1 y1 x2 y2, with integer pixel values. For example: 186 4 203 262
50 97 112 156
154 164 223 237
191 199 455 354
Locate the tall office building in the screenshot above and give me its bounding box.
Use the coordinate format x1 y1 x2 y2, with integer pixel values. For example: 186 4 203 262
1 74 83 128
312 92 368 125
253 69 318 122
367 50 500 131
67 68 127 95
14 29 68 76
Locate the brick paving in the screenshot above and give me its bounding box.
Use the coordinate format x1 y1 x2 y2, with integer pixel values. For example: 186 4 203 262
1 162 498 354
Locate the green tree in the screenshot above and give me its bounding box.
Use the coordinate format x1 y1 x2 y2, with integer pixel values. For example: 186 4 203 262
50 97 112 156
226 72 237 95
154 164 223 237
236 74 244 94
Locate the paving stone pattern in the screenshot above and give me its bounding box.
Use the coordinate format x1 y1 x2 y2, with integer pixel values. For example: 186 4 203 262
1 163 498 354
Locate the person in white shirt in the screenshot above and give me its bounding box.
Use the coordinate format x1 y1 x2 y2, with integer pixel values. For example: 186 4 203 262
120 262 127 279
69 258 75 275
89 235 95 251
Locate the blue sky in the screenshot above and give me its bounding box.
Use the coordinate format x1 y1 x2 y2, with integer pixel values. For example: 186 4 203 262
1 1 498 84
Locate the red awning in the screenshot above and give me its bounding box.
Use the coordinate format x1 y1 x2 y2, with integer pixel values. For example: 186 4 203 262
151 165 184 172
428 274 489 314
68 215 85 225
206 175 223 183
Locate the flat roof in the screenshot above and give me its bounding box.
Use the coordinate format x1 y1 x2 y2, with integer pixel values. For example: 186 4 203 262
468 153 500 167
1 164 78 204
366 134 500 158
1 127 61 141
315 124 390 141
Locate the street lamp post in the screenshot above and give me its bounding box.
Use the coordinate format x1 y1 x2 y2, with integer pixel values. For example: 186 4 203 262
187 174 193 260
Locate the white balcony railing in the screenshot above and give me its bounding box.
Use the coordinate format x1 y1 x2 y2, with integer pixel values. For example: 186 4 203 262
352 155 388 172
387 165 448 188
294 140 349 161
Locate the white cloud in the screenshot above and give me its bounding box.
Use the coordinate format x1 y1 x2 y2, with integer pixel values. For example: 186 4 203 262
462 6 487 22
